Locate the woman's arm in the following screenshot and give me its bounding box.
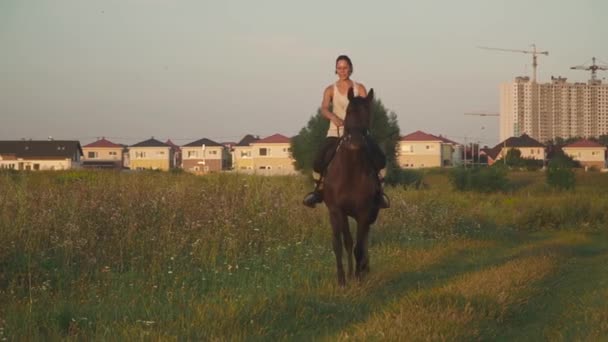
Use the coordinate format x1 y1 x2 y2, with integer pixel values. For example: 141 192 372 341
320 85 343 127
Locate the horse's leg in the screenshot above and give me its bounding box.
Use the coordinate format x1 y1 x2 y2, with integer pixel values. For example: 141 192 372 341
354 218 371 280
342 218 354 279
329 209 347 287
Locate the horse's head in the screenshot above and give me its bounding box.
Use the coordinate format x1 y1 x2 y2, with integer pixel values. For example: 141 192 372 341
343 87 374 150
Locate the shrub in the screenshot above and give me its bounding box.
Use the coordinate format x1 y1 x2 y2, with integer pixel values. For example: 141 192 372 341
449 166 509 193
385 167 425 189
546 166 575 190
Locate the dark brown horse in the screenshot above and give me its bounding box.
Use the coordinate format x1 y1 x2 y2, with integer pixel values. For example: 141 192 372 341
323 87 381 286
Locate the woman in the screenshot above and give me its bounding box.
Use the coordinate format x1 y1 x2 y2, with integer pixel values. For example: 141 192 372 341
302 55 389 209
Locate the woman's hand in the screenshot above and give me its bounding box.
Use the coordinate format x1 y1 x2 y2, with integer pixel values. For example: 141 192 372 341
330 115 344 127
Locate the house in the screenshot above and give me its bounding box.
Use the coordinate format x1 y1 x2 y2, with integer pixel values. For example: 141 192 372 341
181 138 228 173
232 134 260 172
562 139 607 169
397 131 454 168
250 134 296 175
82 137 125 169
489 134 546 165
480 145 503 166
436 135 463 166
0 140 83 171
129 138 173 171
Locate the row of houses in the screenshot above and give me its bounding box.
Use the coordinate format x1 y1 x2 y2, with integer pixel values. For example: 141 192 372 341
0 133 298 175
1 131 607 173
399 131 608 169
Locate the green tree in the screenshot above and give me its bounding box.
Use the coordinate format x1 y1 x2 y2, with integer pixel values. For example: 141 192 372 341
504 148 524 167
291 109 329 171
291 99 400 173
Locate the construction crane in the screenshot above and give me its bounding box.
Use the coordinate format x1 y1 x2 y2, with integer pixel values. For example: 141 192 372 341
570 57 608 84
464 113 499 117
478 44 549 83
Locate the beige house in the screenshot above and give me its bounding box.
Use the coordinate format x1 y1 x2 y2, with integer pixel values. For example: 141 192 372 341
0 140 83 171
562 139 607 169
397 131 453 168
232 134 259 172
129 138 173 171
250 134 296 175
495 134 546 162
181 138 228 173
82 137 124 169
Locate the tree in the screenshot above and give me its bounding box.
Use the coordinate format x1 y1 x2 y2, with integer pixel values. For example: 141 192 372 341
291 109 329 171
504 148 524 167
291 99 400 173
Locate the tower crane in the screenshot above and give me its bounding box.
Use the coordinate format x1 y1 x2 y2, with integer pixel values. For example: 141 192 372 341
464 113 499 117
570 57 608 84
478 44 549 83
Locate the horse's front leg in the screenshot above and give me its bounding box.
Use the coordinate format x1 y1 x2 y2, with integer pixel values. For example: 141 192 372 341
354 218 371 280
342 220 354 279
329 209 347 287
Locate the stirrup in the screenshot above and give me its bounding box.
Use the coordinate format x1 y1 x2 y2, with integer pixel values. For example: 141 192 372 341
303 191 322 208
379 193 390 209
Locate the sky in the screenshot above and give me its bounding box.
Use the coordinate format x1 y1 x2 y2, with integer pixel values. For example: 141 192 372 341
1 0 607 147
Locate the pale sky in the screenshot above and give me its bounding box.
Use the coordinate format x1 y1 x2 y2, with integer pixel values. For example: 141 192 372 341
1 0 606 146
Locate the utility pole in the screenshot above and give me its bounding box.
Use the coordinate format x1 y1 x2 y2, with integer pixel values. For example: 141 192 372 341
464 113 503 165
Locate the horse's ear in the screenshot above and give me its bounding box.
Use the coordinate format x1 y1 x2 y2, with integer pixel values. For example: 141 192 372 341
347 87 355 101
367 88 374 102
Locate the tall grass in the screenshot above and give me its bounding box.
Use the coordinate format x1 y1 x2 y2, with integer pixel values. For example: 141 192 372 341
1 170 607 339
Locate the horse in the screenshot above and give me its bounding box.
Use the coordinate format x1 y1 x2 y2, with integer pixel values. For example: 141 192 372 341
322 87 381 286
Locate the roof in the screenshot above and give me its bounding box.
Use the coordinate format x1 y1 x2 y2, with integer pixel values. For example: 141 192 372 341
131 138 170 148
436 135 460 145
83 137 123 148
165 139 179 148
235 134 260 147
254 134 291 144
497 134 545 148
563 139 606 148
400 130 442 142
480 145 502 160
182 138 224 148
0 140 83 158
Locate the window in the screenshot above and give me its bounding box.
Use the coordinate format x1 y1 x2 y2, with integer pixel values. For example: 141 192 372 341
109 151 117 156
209 150 217 155
33 164 40 170
135 151 146 158
402 145 413 153
240 150 251 158
259 148 268 156
187 150 198 158
88 151 98 158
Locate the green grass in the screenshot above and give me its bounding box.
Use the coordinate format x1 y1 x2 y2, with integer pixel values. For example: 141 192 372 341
1 170 608 340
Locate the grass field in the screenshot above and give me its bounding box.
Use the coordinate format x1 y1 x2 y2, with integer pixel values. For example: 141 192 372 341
1 169 607 340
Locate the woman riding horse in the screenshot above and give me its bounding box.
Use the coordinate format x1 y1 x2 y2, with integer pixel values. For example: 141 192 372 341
302 55 389 209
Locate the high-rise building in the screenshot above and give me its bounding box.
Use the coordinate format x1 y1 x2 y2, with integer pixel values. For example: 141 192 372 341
500 77 608 143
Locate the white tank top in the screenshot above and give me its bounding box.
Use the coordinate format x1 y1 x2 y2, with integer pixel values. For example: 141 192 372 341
327 81 358 137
